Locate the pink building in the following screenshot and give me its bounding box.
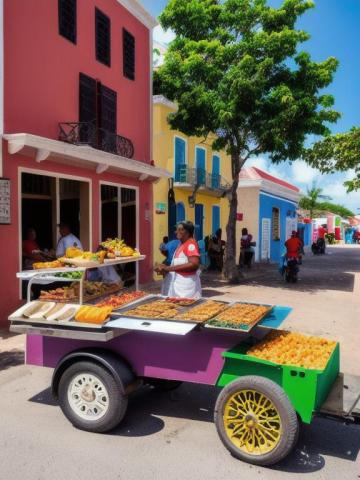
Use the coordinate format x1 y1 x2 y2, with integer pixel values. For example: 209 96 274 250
0 0 169 326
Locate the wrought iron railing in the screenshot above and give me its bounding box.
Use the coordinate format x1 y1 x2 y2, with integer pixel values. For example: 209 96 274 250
59 122 134 159
174 165 230 191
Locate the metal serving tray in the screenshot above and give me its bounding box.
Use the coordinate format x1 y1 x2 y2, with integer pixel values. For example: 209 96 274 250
113 296 224 324
204 301 274 332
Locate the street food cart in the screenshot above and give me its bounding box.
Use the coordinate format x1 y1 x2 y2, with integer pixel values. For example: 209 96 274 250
9 262 360 467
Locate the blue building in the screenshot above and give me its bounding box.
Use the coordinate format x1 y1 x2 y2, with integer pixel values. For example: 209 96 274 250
236 167 301 263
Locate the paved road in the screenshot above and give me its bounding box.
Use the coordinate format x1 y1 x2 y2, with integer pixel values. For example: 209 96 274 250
0 245 359 480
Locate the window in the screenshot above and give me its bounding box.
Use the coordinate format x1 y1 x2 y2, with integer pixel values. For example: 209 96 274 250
212 155 220 189
95 8 111 66
212 205 220 234
123 29 135 80
272 207 280 241
174 137 187 182
58 0 77 44
195 147 206 186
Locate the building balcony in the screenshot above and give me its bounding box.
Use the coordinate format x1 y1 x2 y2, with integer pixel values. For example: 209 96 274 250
58 121 135 159
174 165 230 197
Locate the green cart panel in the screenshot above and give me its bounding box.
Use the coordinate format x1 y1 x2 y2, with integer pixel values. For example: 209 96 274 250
217 342 340 423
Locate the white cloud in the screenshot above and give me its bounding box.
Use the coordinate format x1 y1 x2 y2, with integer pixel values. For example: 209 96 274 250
291 160 319 184
153 25 176 45
246 156 268 171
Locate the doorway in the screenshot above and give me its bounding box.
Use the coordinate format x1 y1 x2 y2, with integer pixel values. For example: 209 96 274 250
195 203 204 241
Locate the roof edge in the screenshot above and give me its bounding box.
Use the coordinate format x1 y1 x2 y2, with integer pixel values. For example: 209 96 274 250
117 0 158 29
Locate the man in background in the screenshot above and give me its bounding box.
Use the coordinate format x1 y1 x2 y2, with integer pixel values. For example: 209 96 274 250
56 222 83 258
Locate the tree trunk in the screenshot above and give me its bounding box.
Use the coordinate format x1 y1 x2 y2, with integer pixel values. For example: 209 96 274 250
223 153 242 283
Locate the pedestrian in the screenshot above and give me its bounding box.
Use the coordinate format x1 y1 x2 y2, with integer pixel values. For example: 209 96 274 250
159 236 169 258
239 228 254 268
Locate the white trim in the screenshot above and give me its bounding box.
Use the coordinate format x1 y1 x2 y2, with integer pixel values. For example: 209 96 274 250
18 167 93 299
195 145 207 173
3 133 171 182
238 178 301 203
117 0 158 29
0 0 3 176
259 190 298 207
153 95 177 111
173 135 188 176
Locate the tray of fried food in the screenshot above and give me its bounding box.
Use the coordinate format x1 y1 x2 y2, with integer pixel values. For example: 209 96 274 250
174 300 229 323
206 302 272 331
121 299 180 320
246 330 337 370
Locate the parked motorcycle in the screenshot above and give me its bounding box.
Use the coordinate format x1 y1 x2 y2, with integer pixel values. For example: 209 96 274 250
311 238 326 255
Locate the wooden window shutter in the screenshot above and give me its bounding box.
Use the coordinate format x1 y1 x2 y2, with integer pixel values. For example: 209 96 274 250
58 0 77 44
123 29 135 80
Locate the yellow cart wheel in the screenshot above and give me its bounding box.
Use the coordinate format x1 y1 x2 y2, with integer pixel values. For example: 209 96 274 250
214 376 299 466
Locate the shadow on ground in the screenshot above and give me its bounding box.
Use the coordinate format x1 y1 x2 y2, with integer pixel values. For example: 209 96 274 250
201 246 360 294
0 350 24 371
29 382 360 472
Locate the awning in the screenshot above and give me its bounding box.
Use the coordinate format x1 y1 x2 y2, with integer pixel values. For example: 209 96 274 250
3 133 171 183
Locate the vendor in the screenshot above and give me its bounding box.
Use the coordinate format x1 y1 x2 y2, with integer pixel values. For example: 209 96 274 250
56 222 83 258
155 221 201 299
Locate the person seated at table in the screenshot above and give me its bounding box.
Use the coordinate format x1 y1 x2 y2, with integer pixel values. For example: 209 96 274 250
22 227 51 270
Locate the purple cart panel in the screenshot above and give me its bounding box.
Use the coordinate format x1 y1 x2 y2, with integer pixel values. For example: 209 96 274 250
26 329 249 385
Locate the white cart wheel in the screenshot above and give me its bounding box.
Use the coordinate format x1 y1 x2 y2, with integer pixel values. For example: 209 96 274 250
67 373 110 421
58 361 128 433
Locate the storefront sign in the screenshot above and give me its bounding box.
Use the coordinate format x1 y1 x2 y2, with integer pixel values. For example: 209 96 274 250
155 202 167 215
0 178 11 224
236 213 243 221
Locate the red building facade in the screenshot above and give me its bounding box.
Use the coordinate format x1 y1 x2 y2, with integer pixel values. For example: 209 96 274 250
0 0 169 325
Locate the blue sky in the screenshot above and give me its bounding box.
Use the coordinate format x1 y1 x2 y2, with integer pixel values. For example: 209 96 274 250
142 0 360 212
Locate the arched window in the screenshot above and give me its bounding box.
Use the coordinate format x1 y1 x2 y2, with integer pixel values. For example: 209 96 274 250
272 207 280 241
176 202 186 222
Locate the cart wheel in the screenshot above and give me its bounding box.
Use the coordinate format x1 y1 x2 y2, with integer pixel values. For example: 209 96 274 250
214 376 299 466
148 379 183 391
58 361 128 433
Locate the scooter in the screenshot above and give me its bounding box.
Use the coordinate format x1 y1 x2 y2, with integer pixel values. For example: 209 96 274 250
284 257 299 283
311 238 326 255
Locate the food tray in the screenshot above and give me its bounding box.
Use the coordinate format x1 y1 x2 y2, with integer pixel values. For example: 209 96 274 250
113 295 213 324
61 258 101 268
8 302 105 330
204 301 273 332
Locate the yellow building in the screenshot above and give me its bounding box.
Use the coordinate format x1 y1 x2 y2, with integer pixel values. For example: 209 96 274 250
153 95 232 266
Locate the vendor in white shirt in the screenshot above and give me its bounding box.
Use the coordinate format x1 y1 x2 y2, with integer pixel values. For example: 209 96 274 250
56 222 83 258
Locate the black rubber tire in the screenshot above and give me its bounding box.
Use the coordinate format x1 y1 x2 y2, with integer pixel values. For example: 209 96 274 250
285 273 291 283
291 276 298 283
148 379 183 391
214 376 299 467
58 361 128 433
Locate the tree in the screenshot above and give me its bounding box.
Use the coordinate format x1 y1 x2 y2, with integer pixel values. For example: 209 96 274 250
304 127 360 192
316 202 354 218
154 0 340 282
298 184 330 218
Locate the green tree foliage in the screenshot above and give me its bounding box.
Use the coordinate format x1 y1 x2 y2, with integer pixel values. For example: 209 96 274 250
299 184 354 218
304 127 360 192
154 0 340 281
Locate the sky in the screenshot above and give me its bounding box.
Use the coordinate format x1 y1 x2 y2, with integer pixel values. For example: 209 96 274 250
141 0 360 213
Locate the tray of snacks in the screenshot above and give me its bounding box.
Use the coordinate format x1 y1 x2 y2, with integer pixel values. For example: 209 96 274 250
39 282 122 303
95 291 148 310
9 301 114 329
205 301 273 331
113 295 204 323
174 300 230 323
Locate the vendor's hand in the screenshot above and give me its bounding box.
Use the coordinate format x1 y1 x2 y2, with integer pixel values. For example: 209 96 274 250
155 264 169 274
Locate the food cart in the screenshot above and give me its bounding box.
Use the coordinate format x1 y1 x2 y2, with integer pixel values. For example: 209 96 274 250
8 262 360 467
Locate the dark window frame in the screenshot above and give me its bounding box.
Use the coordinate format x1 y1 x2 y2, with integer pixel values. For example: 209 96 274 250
95 8 111 67
58 0 77 44
123 28 135 80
